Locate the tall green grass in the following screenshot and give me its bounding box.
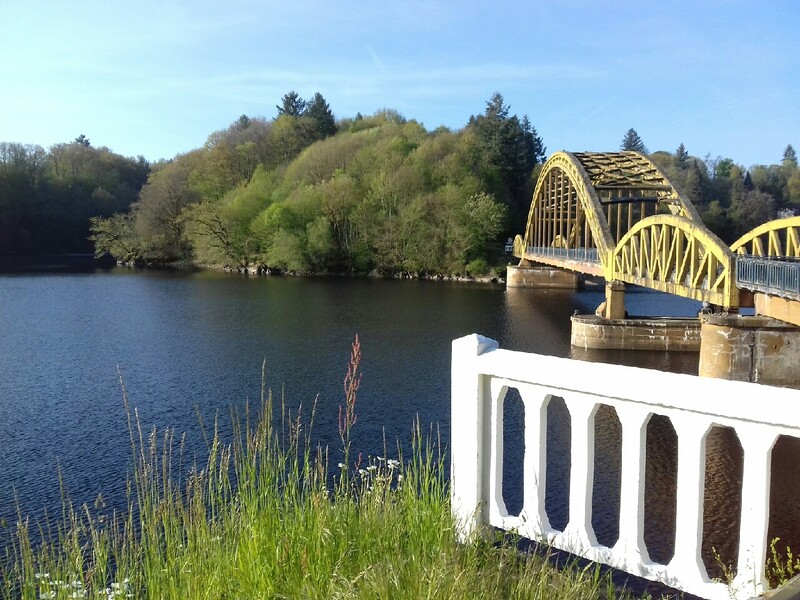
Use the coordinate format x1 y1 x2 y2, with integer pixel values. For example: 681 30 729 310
2 336 642 599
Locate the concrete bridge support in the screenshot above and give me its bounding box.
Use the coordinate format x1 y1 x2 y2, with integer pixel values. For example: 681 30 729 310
603 280 626 319
699 314 800 389
506 264 583 289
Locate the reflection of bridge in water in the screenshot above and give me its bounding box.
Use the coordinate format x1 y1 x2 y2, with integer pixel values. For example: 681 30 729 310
512 151 800 323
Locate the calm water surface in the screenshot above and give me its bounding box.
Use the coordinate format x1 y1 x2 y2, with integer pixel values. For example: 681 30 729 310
2 267 764 570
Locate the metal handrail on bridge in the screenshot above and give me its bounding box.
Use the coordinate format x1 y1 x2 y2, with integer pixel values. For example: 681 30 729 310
736 256 800 301
526 246 601 263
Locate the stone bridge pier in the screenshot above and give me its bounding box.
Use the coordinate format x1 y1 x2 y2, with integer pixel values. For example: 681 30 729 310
699 314 800 389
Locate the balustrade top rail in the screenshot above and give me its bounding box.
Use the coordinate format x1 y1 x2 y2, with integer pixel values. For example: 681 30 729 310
451 334 800 600
736 256 800 301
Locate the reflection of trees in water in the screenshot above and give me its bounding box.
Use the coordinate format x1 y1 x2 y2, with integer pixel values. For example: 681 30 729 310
592 405 621 548
501 288 576 355
545 397 571 531
502 388 525 516
702 427 743 580
644 415 678 564
768 436 800 575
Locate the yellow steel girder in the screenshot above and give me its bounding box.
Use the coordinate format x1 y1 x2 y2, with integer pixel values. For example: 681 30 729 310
515 151 705 278
518 151 615 265
730 216 800 258
514 151 744 307
611 214 738 307
570 151 703 222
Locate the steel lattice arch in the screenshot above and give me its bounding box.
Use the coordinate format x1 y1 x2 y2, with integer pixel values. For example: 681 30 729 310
513 151 739 308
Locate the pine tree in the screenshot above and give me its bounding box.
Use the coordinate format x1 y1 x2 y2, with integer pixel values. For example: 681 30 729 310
620 128 647 153
469 92 546 214
276 91 306 117
305 92 337 139
783 144 798 166
675 143 689 168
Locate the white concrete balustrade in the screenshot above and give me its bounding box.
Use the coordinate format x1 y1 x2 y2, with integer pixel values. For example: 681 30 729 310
450 334 800 600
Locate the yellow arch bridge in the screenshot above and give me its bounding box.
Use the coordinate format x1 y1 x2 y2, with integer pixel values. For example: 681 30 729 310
513 151 800 323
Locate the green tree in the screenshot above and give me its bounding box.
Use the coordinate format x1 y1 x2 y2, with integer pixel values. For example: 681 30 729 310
783 144 797 166
132 163 198 261
675 143 689 168
700 200 734 242
714 158 735 180
305 215 334 270
89 213 139 262
786 169 800 207
235 114 251 130
620 129 647 153
276 91 306 117
305 92 337 140
750 164 787 206
180 200 239 265
468 92 545 218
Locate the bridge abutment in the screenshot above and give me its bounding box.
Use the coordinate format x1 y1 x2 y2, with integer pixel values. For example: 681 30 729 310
699 314 800 388
506 264 583 289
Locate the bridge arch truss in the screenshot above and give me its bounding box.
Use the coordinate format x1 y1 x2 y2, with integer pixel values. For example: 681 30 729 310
514 151 739 308
731 216 800 258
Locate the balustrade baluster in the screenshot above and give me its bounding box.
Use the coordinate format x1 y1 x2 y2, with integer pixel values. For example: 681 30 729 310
450 334 498 540
564 397 597 551
520 385 550 538
733 424 776 596
488 379 508 522
613 405 650 568
669 416 711 585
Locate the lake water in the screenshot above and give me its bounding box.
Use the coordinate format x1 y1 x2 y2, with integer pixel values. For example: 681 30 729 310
1 266 793 578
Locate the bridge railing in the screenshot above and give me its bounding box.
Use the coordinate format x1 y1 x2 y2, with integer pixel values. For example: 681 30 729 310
451 334 800 600
525 246 601 263
736 256 800 301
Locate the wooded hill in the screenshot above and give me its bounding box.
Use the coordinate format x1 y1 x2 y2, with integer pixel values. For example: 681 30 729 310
1 92 797 274
90 92 544 276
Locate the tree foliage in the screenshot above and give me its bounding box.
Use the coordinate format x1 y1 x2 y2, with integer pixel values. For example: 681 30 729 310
467 92 545 221
84 92 528 274
783 144 797 166
12 89 786 272
620 128 648 153
644 143 797 242
0 140 149 256
276 91 306 117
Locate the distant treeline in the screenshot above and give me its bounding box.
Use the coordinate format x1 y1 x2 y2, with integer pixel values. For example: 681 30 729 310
1 94 797 273
0 135 149 256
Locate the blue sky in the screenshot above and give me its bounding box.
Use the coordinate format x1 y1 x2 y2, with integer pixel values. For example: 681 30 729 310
2 0 798 168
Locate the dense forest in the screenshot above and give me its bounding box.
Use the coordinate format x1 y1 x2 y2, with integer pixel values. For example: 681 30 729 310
0 136 149 256
1 93 798 275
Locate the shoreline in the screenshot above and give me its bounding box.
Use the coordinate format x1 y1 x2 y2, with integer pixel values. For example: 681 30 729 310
0 253 510 285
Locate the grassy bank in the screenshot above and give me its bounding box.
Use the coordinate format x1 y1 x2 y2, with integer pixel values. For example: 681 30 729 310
2 338 641 599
